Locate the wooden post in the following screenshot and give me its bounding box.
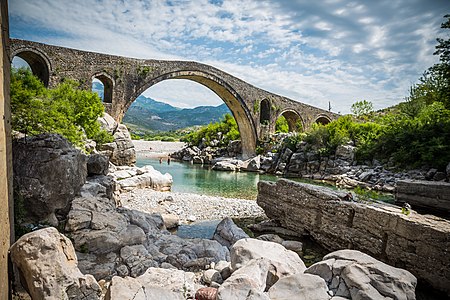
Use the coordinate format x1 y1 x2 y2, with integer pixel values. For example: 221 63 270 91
0 0 13 299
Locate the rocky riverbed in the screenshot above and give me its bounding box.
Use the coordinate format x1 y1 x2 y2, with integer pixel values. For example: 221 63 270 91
10 134 445 299
119 189 266 223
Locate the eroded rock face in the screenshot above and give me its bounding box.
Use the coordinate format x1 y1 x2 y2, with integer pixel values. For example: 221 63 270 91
306 250 417 300
396 179 450 214
268 273 330 300
105 267 197 300
97 113 136 166
230 238 306 275
87 153 109 176
65 176 228 280
9 227 101 300
258 179 450 295
217 258 279 300
13 133 87 223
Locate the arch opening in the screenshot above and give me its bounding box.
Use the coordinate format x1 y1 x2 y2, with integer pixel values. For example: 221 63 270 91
127 71 257 158
92 74 113 103
12 51 50 87
259 99 271 125
315 115 331 125
277 110 303 133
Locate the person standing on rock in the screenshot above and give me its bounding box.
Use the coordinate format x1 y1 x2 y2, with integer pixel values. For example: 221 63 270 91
167 156 171 165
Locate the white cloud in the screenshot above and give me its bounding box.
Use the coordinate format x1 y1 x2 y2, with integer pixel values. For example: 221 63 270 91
9 0 450 114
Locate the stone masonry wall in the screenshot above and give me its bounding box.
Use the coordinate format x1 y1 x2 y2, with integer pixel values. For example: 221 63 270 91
257 179 450 295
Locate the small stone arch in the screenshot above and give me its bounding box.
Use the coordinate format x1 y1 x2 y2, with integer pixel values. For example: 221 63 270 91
92 72 114 104
259 99 271 125
278 109 304 132
129 70 257 158
315 115 332 125
11 48 52 87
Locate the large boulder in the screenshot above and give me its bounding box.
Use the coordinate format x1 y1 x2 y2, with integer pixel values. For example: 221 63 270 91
97 113 136 166
305 249 417 300
267 273 330 300
87 153 109 176
335 144 355 162
217 258 276 300
213 217 249 248
13 133 87 223
9 227 101 300
111 165 173 192
230 238 306 275
105 267 197 300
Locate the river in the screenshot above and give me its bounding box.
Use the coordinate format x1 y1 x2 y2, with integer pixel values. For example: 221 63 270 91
136 155 394 203
136 155 279 199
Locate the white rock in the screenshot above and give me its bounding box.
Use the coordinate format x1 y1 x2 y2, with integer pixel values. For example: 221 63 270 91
106 267 196 300
268 273 330 300
306 249 417 300
203 269 223 284
10 227 101 300
217 258 276 300
231 238 306 276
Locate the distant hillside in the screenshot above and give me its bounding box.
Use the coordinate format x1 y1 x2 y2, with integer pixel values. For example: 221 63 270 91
93 82 231 131
122 95 230 132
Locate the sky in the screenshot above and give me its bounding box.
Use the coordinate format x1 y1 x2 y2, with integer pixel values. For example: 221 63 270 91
9 0 450 113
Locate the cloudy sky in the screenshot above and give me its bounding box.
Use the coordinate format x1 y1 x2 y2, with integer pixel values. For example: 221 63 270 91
9 0 449 113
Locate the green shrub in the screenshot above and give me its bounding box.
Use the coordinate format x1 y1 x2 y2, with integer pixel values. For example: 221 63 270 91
11 68 113 148
275 115 289 133
182 113 240 147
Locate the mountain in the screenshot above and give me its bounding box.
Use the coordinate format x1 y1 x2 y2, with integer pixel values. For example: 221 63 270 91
122 95 231 132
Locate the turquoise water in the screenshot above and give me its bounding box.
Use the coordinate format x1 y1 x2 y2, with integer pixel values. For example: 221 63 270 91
136 155 393 202
136 156 278 199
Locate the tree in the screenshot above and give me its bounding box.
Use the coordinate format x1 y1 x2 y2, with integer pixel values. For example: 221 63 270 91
351 100 373 117
429 14 450 109
11 68 113 148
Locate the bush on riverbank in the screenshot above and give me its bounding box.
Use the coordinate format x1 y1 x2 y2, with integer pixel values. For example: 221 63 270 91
181 113 240 147
11 68 113 148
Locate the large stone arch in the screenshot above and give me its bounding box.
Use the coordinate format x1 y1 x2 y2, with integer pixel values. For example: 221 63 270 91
278 109 304 132
11 47 52 87
127 70 257 158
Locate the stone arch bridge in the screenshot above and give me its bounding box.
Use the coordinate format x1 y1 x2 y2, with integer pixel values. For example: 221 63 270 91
10 39 338 157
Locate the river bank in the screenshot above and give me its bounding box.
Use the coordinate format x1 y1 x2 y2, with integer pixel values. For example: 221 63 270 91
119 188 266 224
133 140 185 158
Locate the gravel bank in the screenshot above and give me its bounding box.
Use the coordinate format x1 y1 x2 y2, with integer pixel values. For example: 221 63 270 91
132 140 185 158
119 188 266 223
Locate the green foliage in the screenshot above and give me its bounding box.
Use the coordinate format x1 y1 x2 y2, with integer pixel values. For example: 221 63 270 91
130 132 141 140
137 65 152 77
11 68 113 148
181 113 240 147
275 115 289 133
351 100 374 117
253 101 260 113
283 133 305 151
429 14 450 109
